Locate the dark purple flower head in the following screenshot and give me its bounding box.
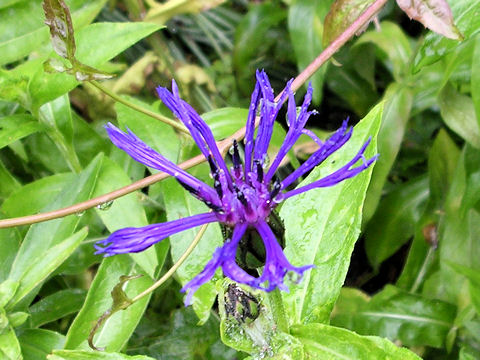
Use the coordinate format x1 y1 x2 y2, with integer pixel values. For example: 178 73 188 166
95 70 377 305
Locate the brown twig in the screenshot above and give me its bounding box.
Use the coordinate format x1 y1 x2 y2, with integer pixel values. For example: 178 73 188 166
0 0 387 229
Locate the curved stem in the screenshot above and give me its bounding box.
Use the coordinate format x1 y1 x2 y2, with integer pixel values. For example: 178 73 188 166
89 80 190 135
131 223 209 303
0 0 387 229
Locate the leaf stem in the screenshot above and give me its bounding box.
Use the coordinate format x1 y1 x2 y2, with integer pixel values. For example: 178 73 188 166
0 0 387 229
131 223 209 303
88 80 190 135
267 288 289 333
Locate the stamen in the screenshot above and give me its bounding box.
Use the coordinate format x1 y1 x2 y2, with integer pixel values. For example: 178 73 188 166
177 179 198 196
255 160 263 183
234 185 248 207
207 155 223 198
269 180 282 199
232 140 242 169
205 200 223 213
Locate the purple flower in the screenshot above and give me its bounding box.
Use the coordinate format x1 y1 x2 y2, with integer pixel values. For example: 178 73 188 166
95 70 377 305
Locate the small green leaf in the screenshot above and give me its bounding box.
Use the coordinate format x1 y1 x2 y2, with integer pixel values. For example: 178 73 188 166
332 285 457 348
18 329 65 360
7 227 88 309
0 280 18 308
413 0 480 71
280 102 382 324
7 311 28 328
0 114 43 150
291 322 420 359
92 156 159 278
8 155 103 289
355 22 413 80
363 83 413 223
116 98 179 162
0 326 22 360
472 34 480 130
396 0 463 40
289 0 333 103
29 289 86 328
365 176 429 269
1 173 74 218
438 82 480 148
201 107 248 140
323 0 376 47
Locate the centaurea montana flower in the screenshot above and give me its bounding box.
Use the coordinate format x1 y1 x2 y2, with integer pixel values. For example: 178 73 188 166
95 70 377 305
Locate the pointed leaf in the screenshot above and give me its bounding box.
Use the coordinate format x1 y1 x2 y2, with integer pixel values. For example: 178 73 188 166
291 323 420 359
280 102 382 324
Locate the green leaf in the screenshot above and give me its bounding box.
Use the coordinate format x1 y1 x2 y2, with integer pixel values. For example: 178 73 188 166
0 280 18 308
325 57 379 116
233 3 286 94
291 322 420 359
116 98 179 162
396 0 463 40
421 145 480 303
280 102 382 324
413 0 480 72
289 0 333 103
472 34 480 130
91 156 159 278
1 173 74 218
395 129 459 292
0 0 107 66
323 0 376 47
201 107 248 140
0 160 21 201
18 329 65 360
48 350 156 360
29 22 163 109
438 82 480 148
363 83 413 223
365 176 429 269
355 21 412 81
448 261 480 315
428 128 460 204
29 289 86 328
64 256 153 351
39 94 74 148
7 227 88 309
0 114 43 149
332 285 456 348
0 326 21 360
0 224 21 283
8 155 103 291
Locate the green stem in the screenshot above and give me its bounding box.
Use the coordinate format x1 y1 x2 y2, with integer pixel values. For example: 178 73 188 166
88 80 190 135
131 223 209 303
267 288 289 333
48 128 82 173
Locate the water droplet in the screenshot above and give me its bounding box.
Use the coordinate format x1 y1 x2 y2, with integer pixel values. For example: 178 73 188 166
96 200 114 211
75 210 85 217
